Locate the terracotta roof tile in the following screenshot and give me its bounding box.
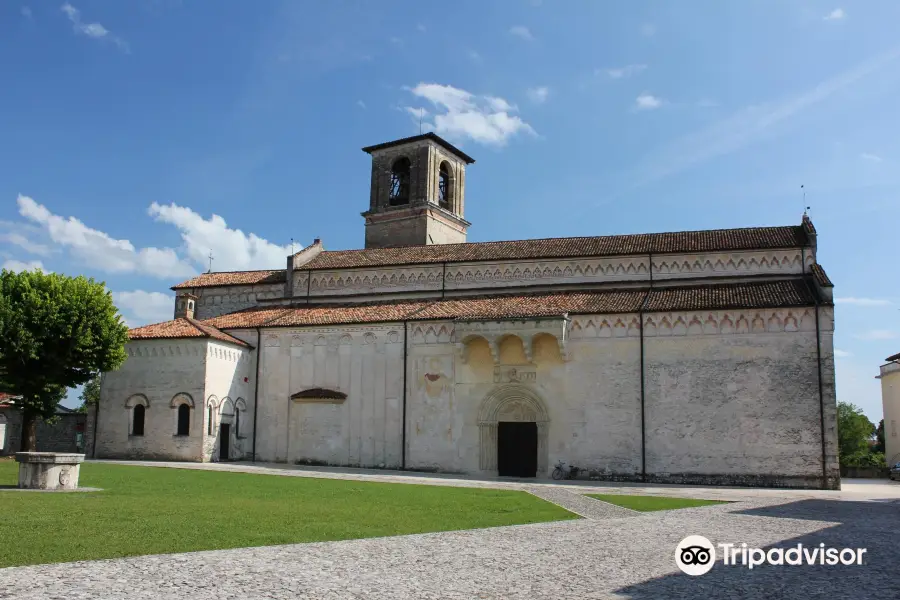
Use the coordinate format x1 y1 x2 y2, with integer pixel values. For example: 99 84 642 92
171 270 285 290
197 280 815 330
128 318 251 347
643 280 817 312
811 264 833 287
298 225 809 270
173 224 811 289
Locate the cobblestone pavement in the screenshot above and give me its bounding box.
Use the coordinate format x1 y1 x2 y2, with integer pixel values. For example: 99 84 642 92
88 459 900 502
2 497 897 599
523 485 639 519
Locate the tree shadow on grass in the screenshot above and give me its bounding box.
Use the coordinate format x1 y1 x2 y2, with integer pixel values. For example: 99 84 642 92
615 500 900 598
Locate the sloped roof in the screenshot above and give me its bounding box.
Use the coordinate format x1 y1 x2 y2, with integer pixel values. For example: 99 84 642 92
361 132 476 164
172 269 285 290
173 223 813 289
128 317 252 348
197 279 820 330
810 264 833 288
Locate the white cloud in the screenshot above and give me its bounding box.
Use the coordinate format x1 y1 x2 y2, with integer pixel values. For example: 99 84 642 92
833 349 852 358
18 194 195 278
148 202 294 272
0 232 52 257
2 259 48 273
60 3 128 51
640 23 656 37
824 8 845 21
509 25 534 41
526 86 549 104
854 330 898 341
635 93 663 110
860 152 883 162
112 290 174 327
634 45 900 184
604 64 647 79
21 6 32 19
405 83 536 147
835 297 891 306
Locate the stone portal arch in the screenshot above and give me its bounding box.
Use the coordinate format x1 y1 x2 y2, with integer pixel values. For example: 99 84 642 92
478 383 550 476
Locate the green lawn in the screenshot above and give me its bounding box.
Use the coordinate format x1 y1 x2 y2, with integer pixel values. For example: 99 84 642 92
586 494 728 512
0 461 576 568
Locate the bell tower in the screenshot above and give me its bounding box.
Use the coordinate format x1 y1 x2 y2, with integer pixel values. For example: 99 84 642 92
361 133 474 249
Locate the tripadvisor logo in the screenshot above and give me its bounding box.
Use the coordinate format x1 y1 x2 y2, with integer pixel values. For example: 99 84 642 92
675 536 868 575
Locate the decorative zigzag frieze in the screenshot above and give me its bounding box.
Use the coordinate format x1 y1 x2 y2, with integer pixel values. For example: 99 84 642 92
294 249 806 298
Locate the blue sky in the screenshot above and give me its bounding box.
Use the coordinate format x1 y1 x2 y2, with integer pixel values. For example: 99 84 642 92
1 1 899 420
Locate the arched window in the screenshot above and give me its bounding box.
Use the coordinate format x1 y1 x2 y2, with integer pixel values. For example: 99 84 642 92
234 410 240 438
389 157 411 206
438 162 451 210
132 405 145 436
177 404 190 436
207 404 214 435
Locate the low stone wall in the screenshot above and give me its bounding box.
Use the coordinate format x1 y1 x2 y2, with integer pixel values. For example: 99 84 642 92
0 409 87 455
840 466 890 479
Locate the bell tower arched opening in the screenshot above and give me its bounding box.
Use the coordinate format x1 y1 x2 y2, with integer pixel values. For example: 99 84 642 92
361 133 474 249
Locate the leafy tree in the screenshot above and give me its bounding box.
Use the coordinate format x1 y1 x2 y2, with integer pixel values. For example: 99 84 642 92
0 269 129 451
837 402 876 467
874 419 885 454
75 375 102 413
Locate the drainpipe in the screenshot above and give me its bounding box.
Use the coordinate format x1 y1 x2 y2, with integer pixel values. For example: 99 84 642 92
639 309 646 481
306 271 312 306
251 326 262 462
401 320 409 469
441 262 447 299
638 253 653 481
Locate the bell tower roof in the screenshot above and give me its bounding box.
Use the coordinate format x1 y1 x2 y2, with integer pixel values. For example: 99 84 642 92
362 132 476 164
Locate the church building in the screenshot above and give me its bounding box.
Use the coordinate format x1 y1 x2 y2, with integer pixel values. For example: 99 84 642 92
94 133 840 489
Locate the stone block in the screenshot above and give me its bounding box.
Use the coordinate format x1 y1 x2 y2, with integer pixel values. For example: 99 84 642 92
15 452 85 490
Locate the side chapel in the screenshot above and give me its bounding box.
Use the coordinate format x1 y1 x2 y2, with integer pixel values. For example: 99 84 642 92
94 133 840 489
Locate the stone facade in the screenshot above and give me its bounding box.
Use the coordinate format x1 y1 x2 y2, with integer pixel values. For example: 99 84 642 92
95 337 254 462
95 135 840 489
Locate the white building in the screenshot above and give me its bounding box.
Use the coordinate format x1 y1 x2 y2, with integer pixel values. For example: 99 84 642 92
879 353 900 466
94 133 840 489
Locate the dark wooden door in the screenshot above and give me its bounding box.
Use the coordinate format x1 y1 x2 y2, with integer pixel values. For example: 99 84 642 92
219 424 230 461
497 422 538 477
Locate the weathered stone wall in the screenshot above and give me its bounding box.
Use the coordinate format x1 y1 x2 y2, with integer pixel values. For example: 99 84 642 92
95 339 209 461
190 284 284 320
0 409 86 455
202 340 254 462
290 249 805 300
254 325 404 466
644 318 827 487
251 306 836 488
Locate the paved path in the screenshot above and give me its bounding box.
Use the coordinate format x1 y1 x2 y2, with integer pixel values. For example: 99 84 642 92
523 485 639 519
1 496 897 599
90 459 900 502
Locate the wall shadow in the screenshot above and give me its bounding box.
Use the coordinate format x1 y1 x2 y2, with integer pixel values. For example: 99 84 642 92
615 500 900 598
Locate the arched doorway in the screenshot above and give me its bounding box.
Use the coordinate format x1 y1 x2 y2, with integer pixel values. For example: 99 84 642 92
478 383 550 478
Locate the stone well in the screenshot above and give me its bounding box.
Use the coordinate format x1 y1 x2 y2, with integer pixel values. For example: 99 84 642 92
15 452 85 490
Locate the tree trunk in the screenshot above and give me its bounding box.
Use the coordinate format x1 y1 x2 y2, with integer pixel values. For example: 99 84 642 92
20 410 38 452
